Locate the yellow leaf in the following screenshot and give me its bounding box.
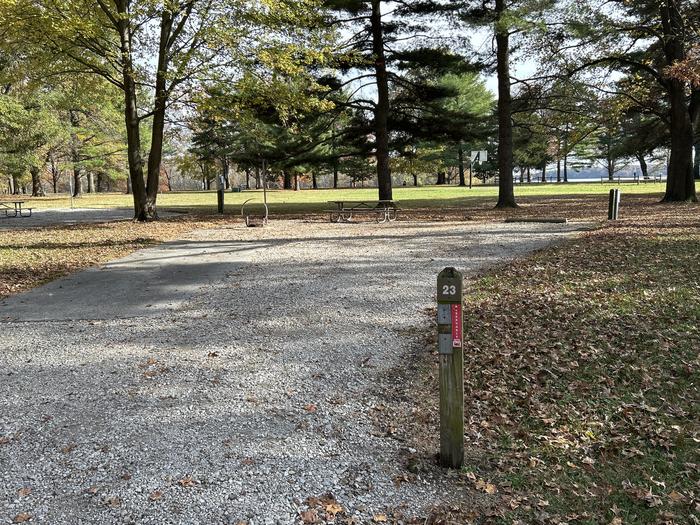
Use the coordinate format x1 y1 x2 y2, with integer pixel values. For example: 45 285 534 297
325 503 343 515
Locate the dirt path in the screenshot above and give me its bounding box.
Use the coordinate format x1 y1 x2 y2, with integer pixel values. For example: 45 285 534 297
0 220 587 524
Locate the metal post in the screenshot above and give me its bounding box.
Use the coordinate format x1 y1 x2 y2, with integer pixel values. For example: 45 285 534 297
217 175 225 214
436 267 464 469
608 189 621 220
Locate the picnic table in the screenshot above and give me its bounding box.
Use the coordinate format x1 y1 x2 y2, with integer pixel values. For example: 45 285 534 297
326 200 398 223
1 200 33 218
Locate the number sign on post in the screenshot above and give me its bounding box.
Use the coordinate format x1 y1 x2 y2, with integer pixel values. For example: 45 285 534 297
436 267 465 469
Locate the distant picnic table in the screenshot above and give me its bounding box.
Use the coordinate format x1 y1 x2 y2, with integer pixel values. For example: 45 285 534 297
326 200 399 223
1 200 33 218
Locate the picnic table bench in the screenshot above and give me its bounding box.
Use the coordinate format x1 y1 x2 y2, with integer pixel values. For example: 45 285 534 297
326 200 399 223
1 201 33 218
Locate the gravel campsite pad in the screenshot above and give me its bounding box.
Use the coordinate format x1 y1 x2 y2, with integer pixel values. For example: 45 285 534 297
0 220 585 524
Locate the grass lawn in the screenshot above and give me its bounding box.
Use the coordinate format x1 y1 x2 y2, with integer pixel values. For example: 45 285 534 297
440 202 700 524
0 181 678 215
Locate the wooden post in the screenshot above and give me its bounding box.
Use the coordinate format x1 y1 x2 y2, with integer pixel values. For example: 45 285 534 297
608 189 621 220
437 267 464 468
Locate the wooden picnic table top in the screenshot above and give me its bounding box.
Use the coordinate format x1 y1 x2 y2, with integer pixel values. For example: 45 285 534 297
327 200 397 205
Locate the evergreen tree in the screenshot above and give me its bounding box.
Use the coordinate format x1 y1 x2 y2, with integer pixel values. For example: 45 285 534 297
457 0 557 207
322 0 469 200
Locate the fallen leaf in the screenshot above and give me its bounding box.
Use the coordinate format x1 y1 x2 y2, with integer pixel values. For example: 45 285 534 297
177 475 196 487
668 490 685 503
304 404 317 413
148 490 163 501
300 509 318 524
373 515 387 523
325 502 343 516
475 478 497 494
105 496 121 508
13 513 31 523
17 487 32 497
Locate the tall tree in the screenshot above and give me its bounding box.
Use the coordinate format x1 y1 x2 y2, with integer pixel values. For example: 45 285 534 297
322 0 467 200
554 0 699 201
3 0 328 219
458 0 556 207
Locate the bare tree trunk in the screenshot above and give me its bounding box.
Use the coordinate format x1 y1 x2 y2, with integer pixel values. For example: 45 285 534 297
116 0 148 219
563 124 569 183
69 109 83 198
245 167 250 190
294 173 300 191
222 159 230 189
495 0 516 208
694 141 699 180
541 162 546 183
458 144 466 186
413 173 418 186
637 153 649 179
30 166 45 197
73 169 82 197
312 172 318 189
163 169 172 192
333 163 338 189
144 5 193 219
371 0 392 201
557 158 561 183
661 1 697 201
526 166 531 183
87 172 94 193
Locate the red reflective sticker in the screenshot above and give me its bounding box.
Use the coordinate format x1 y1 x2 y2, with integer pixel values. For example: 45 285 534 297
451 303 462 348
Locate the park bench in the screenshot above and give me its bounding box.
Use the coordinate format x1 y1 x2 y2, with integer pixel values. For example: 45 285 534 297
1 201 33 218
326 200 399 223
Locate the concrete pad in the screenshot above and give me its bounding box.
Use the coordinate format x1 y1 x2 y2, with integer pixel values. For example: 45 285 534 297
0 236 266 321
0 207 180 229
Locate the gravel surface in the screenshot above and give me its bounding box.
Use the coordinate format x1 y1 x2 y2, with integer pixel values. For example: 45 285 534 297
0 220 586 524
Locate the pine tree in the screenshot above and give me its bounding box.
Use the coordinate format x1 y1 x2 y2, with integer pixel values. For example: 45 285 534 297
322 0 469 200
456 0 556 207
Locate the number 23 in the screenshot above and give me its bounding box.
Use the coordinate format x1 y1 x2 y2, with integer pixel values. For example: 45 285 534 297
442 284 456 295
